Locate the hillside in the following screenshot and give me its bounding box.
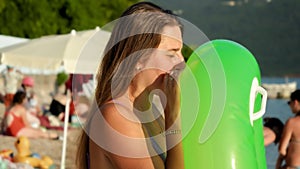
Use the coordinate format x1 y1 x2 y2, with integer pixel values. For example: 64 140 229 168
151 0 300 77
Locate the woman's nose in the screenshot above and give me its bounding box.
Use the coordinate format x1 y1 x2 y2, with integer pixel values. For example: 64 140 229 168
176 52 184 62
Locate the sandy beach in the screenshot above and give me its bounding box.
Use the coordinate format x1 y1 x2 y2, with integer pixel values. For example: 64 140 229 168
0 128 80 169
0 74 82 168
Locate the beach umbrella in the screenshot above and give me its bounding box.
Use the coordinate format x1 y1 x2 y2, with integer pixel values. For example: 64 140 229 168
0 34 29 48
0 27 111 74
0 35 29 72
0 27 111 169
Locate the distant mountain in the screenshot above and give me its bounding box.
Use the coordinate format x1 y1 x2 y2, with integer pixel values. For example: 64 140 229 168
151 0 300 77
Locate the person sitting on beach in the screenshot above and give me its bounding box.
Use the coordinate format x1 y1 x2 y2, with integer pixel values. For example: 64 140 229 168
276 89 300 169
73 95 90 124
4 90 58 139
263 117 284 146
49 93 67 121
49 77 74 122
19 76 41 128
0 93 4 103
20 76 41 115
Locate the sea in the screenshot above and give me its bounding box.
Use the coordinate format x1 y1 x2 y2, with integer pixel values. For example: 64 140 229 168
262 77 300 169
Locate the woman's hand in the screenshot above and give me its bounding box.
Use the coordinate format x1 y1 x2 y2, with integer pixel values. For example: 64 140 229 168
162 73 181 129
275 154 285 169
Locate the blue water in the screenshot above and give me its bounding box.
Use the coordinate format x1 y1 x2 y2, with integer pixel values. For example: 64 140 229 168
262 77 300 169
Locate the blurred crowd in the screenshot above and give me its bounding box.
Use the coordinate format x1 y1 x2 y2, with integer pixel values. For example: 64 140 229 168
0 66 91 139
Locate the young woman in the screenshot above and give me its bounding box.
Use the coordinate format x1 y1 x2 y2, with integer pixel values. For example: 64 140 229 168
5 90 58 139
77 2 185 169
276 90 300 169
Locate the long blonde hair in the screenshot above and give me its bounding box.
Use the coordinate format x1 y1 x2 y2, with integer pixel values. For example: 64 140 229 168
76 2 182 168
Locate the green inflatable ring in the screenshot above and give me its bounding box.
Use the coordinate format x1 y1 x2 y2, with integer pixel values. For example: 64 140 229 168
180 39 267 169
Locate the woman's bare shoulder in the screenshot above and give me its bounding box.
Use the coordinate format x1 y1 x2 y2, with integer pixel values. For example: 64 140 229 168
100 102 144 138
285 117 300 129
9 105 26 115
90 102 155 169
286 117 300 123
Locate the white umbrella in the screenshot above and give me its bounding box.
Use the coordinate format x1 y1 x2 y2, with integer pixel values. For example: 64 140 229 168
0 35 29 72
0 28 111 169
0 34 28 48
63 27 111 74
0 27 111 74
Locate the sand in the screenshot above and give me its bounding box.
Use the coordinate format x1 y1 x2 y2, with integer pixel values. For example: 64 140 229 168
0 74 82 169
0 129 81 169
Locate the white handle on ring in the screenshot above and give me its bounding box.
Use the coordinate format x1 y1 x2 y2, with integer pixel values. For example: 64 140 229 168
249 77 268 126
252 86 267 120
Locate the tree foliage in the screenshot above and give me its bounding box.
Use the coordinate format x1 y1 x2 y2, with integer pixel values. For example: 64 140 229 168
0 0 139 38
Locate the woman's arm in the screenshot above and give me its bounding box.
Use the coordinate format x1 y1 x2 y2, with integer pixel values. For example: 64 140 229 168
163 73 184 169
165 134 184 169
278 119 293 156
276 118 293 169
275 154 285 169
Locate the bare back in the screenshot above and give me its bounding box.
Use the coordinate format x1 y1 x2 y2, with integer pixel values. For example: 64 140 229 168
279 116 300 166
6 105 28 127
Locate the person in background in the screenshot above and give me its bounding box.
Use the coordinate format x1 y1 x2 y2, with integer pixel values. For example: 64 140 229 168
54 72 69 95
0 93 4 104
20 76 41 128
65 74 93 96
73 95 91 124
21 76 40 112
76 2 185 169
49 73 72 122
4 90 58 139
276 89 300 169
49 93 67 121
64 74 92 121
263 117 284 146
2 66 23 109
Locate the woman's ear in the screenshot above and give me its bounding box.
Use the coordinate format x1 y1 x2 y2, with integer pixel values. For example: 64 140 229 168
295 100 300 108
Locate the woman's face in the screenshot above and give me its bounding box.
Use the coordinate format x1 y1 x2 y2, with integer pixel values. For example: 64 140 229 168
22 96 28 105
138 25 184 85
289 100 300 114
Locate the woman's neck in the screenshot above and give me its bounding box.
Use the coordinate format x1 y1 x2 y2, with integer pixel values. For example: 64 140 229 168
13 103 23 107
